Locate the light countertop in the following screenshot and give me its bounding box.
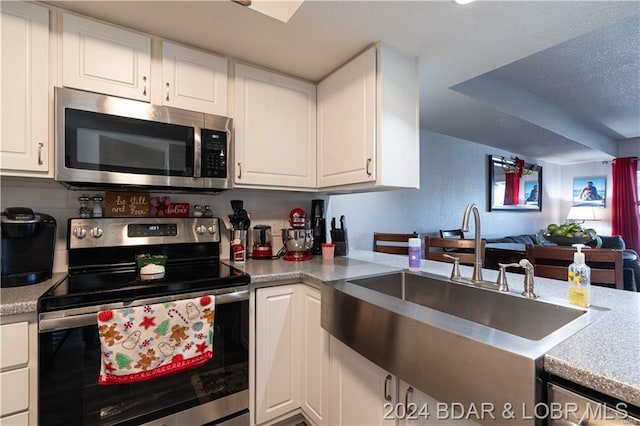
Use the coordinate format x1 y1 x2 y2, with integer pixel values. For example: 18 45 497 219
2 252 638 407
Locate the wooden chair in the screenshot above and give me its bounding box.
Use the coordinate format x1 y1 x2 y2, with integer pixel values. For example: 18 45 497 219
525 245 624 290
439 229 465 239
373 232 418 255
424 236 485 266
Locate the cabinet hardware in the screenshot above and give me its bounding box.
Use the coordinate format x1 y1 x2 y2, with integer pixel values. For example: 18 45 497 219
143 76 147 96
366 158 372 176
237 162 242 179
405 386 413 407
384 374 392 401
165 82 170 101
37 142 44 165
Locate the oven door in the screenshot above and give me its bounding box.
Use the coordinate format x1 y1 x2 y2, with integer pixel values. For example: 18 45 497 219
38 289 249 426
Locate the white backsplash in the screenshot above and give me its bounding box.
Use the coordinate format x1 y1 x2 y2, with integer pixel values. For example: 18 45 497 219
0 176 325 273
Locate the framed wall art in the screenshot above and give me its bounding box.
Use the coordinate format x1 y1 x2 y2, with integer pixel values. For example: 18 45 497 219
572 176 606 207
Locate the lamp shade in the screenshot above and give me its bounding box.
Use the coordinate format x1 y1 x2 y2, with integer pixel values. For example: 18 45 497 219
567 207 596 221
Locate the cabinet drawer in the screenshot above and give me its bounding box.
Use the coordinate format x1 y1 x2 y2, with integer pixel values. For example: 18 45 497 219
0 367 29 416
0 322 28 369
0 410 29 426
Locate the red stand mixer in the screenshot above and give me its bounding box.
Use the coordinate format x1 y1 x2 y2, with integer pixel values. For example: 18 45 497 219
282 208 313 261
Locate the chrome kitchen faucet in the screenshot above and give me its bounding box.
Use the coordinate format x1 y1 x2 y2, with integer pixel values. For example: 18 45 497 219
461 203 483 282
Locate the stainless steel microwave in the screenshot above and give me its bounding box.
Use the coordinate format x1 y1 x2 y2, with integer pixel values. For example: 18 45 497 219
55 87 233 191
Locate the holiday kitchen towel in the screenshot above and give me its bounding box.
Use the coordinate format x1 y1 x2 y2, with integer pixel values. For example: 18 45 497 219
97 295 215 385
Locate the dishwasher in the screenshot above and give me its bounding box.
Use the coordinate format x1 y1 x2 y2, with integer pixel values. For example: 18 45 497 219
548 377 640 425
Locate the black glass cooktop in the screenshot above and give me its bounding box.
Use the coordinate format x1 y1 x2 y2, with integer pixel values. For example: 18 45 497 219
38 261 249 312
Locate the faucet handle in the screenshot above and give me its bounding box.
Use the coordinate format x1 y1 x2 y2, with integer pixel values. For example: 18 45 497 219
518 259 538 299
443 254 461 280
496 262 520 292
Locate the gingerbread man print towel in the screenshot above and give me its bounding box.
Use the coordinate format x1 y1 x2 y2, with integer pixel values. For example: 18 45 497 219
97 295 215 385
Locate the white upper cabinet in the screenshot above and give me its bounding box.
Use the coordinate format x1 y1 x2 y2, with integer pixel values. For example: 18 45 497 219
62 12 151 101
317 47 376 188
1 1 50 175
317 43 419 190
233 63 316 189
162 42 228 115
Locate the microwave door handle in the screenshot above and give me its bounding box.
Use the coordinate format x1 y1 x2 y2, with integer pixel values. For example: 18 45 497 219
194 129 202 178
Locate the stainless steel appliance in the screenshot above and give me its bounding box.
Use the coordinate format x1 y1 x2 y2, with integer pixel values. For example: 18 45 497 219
1 207 56 287
252 225 273 259
282 208 313 261
548 378 640 425
38 217 250 426
55 87 233 191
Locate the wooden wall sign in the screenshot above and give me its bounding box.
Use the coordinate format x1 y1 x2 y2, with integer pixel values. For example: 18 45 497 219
105 192 151 217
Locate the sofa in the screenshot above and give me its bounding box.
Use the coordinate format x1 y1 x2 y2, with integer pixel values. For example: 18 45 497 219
486 234 639 291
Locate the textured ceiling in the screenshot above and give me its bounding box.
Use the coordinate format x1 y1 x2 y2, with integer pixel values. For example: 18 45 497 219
43 0 640 165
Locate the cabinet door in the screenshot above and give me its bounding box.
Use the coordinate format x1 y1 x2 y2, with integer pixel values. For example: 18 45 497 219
1 1 49 174
234 64 316 189
300 286 329 425
162 42 227 115
0 368 29 417
0 322 28 369
317 47 376 188
329 335 396 426
255 285 301 424
399 381 480 425
62 13 151 101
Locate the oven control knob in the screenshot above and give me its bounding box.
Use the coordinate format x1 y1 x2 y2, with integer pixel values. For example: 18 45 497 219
90 226 104 238
207 225 217 235
73 227 87 239
196 225 207 235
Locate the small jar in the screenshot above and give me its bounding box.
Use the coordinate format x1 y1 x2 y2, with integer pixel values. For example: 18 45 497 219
91 195 104 217
203 205 213 217
193 205 204 217
78 194 91 218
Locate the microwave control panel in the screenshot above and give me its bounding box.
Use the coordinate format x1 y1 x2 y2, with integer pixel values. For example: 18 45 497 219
201 129 228 178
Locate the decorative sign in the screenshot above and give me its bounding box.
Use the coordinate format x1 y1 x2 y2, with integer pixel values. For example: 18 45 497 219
105 192 151 217
150 196 189 217
165 203 190 217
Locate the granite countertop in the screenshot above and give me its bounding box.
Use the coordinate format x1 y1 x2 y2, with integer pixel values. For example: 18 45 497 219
233 249 640 407
2 252 638 406
0 272 67 316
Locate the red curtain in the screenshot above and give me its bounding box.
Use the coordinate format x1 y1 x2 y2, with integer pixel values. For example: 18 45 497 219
612 157 640 252
504 157 524 205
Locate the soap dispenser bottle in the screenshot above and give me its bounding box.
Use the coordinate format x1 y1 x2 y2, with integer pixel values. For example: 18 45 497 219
568 243 591 307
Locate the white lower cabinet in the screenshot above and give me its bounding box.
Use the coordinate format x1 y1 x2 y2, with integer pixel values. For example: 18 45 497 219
255 285 301 424
398 381 479 425
328 335 397 426
300 285 329 425
0 319 35 425
254 284 328 425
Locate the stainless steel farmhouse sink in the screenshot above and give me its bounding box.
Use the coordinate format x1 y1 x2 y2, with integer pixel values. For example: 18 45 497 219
321 270 608 425
347 272 586 341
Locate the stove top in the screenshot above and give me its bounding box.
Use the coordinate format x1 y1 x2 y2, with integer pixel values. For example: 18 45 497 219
39 262 249 312
39 217 250 313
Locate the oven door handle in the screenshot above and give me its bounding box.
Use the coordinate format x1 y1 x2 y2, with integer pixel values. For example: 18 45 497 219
39 289 249 332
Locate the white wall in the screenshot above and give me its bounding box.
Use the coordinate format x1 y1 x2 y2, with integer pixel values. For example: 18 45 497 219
618 138 640 157
0 176 324 272
328 129 563 250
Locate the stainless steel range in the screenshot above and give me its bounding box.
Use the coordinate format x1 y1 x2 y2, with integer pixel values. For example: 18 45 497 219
38 217 250 426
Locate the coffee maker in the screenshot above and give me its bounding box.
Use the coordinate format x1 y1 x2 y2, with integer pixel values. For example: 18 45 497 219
1 207 56 287
311 199 326 255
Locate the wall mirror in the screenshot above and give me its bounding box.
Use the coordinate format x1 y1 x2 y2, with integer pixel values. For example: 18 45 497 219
488 155 542 211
